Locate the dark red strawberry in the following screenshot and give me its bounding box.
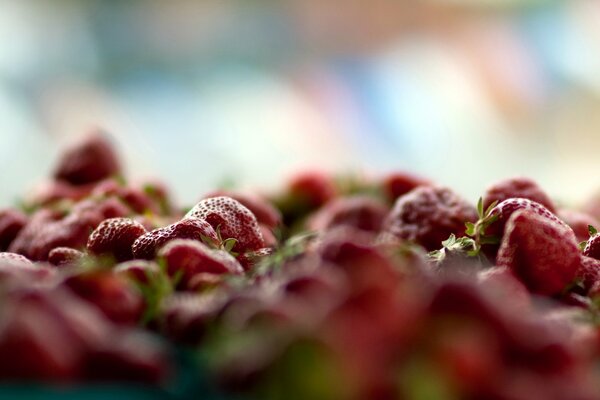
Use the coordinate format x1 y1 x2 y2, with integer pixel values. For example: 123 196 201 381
482 177 555 213
87 218 147 262
132 218 218 260
287 171 337 209
54 131 121 185
63 271 144 325
380 186 478 252
48 247 84 267
583 233 600 261
308 196 388 233
496 209 580 296
159 239 243 289
576 256 600 296
27 209 104 261
474 198 569 262
381 171 429 202
0 209 27 251
9 209 62 257
205 190 281 229
185 196 265 255
114 260 160 284
559 209 599 242
74 197 132 220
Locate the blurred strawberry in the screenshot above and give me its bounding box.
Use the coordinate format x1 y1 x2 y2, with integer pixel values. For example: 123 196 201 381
0 209 27 251
9 209 62 257
381 171 429 202
159 239 243 289
483 177 555 213
114 260 161 285
27 209 104 261
185 196 265 256
132 218 218 260
559 209 599 242
308 195 388 233
287 171 337 210
63 271 144 325
48 247 84 267
583 232 600 261
87 218 147 262
380 186 477 252
496 209 580 296
54 131 121 186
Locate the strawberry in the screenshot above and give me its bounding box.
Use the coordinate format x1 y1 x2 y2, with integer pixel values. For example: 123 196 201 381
185 196 265 255
583 232 600 261
576 256 600 296
132 218 218 260
308 196 388 233
482 177 555 213
114 260 161 285
87 218 147 262
381 171 429 202
205 190 281 229
159 239 243 289
63 271 144 325
54 131 121 185
8 209 62 257
27 209 104 261
0 209 27 251
380 186 478 252
469 198 569 262
287 171 337 209
558 209 599 242
48 247 84 267
496 209 580 296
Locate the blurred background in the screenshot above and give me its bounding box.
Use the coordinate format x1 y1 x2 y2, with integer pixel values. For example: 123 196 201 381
1 0 600 207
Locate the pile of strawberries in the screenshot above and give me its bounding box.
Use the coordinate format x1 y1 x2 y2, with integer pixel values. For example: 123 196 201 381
4 132 600 399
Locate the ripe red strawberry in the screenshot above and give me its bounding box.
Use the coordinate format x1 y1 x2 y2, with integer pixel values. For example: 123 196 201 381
63 271 144 325
558 209 599 242
114 260 160 284
482 177 555 213
48 247 84 267
27 209 104 261
308 196 388 233
583 233 600 261
185 196 265 255
381 171 429 202
132 218 218 260
54 131 121 185
205 190 281 229
473 198 569 262
576 256 600 296
87 218 147 262
496 209 580 296
0 209 27 251
8 209 62 257
159 239 243 289
380 186 478 252
287 171 337 209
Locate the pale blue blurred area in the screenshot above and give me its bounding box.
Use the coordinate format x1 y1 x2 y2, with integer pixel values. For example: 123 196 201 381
1 0 600 206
